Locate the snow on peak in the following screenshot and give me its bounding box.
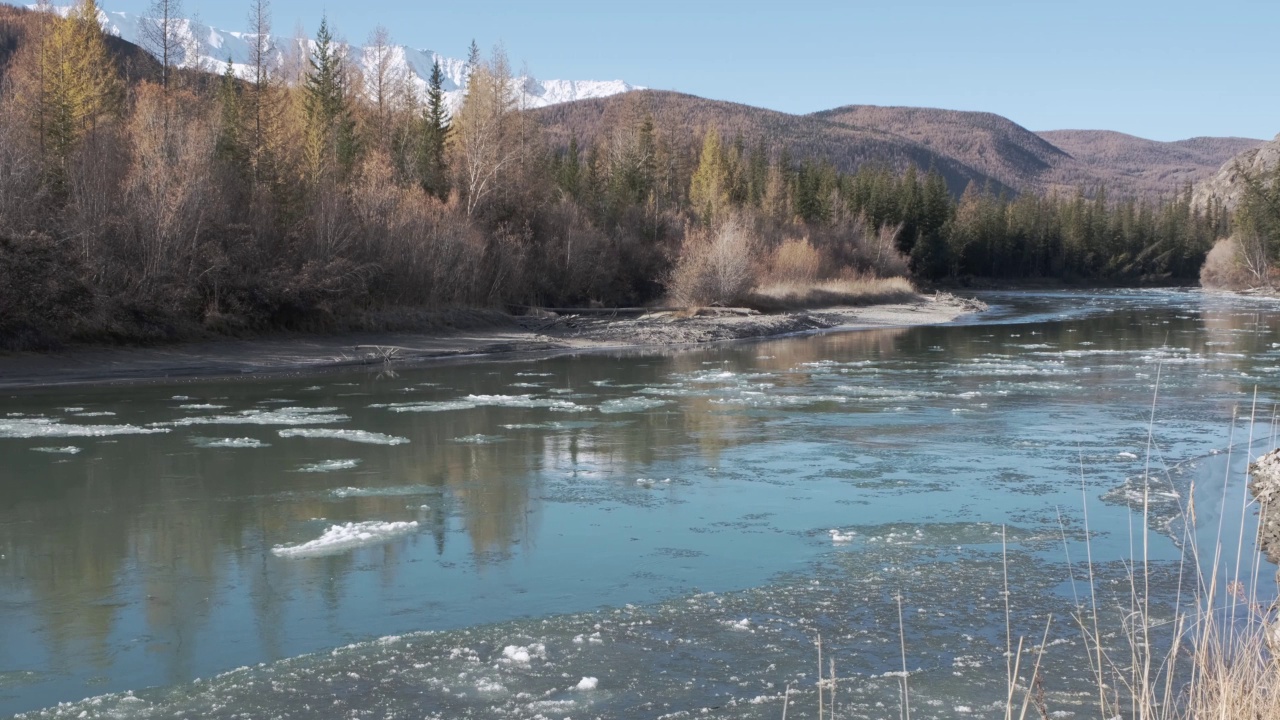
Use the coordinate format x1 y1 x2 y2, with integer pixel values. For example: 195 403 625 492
31 5 640 112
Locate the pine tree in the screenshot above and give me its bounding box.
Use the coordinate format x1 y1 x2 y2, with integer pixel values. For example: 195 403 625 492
214 57 248 181
302 16 358 179
417 59 451 199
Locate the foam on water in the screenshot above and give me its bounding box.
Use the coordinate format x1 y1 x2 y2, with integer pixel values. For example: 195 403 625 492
278 428 409 445
271 521 419 559
0 418 170 439
191 437 271 449
297 459 361 473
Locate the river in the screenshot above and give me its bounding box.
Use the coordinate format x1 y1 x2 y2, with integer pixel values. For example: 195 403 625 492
2 289 1278 719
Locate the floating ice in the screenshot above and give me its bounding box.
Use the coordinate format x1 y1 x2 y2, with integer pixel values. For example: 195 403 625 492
574 676 598 690
1118 451 1139 459
452 434 506 444
330 485 430 498
73 411 116 417
191 437 270 449
271 521 419 558
32 446 82 454
372 399 480 412
598 397 672 414
156 407 348 426
499 643 546 665
177 403 228 410
0 418 170 439
298 459 361 473
278 428 409 445
829 529 856 544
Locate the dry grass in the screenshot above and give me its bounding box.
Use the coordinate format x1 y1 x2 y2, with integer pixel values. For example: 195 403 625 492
745 276 917 313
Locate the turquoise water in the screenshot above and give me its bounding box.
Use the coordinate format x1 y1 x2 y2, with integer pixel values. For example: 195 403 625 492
2 289 1278 718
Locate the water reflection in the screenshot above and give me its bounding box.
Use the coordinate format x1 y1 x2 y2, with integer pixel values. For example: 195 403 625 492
3 289 1280 715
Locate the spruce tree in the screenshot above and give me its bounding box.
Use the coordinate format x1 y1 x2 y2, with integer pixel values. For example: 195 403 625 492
417 59 451 199
303 16 357 178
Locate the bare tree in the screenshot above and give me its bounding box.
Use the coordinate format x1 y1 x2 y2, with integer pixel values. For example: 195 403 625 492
139 0 184 91
363 25 409 149
451 45 520 217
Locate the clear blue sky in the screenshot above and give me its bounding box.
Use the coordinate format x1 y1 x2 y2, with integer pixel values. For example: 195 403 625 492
102 0 1277 142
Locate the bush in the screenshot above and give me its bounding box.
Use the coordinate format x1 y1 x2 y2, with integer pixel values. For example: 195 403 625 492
1200 237 1264 290
667 216 758 306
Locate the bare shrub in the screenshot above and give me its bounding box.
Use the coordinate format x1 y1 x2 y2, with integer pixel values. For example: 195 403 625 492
124 84 219 285
667 216 758 306
1200 236 1264 290
766 237 822 285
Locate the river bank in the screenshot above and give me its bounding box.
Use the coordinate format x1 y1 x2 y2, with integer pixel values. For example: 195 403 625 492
0 292 985 389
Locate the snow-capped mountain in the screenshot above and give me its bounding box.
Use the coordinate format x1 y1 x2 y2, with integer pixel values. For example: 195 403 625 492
33 4 639 112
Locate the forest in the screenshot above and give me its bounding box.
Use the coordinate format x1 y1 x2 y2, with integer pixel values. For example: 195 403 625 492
0 0 1240 349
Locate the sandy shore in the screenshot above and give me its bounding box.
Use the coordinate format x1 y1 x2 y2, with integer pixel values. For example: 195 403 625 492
0 293 985 390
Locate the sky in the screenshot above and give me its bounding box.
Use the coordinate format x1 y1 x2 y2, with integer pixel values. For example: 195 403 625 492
93 0 1278 142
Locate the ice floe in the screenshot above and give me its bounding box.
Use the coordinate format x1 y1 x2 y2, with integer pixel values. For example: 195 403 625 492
271 521 419 558
298 459 362 473
278 428 409 445
31 446 82 454
156 407 348 427
191 437 270 449
597 397 672 414
0 417 170 438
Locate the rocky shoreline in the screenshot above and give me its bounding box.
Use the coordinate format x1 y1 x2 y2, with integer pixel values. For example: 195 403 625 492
0 293 986 390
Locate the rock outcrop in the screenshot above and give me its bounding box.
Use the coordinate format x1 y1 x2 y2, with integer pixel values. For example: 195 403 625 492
1192 133 1280 212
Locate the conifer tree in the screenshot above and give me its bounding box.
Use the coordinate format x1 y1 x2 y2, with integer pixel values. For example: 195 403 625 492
417 59 450 199
302 16 357 178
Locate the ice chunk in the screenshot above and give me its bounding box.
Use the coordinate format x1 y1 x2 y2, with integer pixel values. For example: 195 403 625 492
178 403 228 410
271 520 419 558
298 459 362 473
157 407 348 426
0 418 170 438
598 397 672 414
278 428 409 445
330 485 429 498
31 446 82 454
499 643 546 664
830 529 856 544
191 437 270 449
575 676 599 690
452 434 506 444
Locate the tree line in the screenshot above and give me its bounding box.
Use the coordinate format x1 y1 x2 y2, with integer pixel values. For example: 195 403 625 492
0 0 1235 349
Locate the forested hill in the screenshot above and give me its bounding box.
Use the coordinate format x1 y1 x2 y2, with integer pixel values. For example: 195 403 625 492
531 92 1013 196
537 92 1262 200
1038 130 1264 197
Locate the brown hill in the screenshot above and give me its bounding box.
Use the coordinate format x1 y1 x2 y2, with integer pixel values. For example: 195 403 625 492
537 93 1262 200
531 91 1015 195
812 105 1071 193
1038 130 1264 197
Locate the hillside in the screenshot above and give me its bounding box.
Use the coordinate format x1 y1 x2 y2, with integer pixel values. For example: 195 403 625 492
814 105 1071 193
532 91 1016 195
1039 130 1264 197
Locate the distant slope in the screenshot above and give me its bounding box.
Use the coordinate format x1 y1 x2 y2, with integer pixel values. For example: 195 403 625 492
813 105 1071 193
1039 130 1264 196
1191 133 1280 211
532 91 1015 195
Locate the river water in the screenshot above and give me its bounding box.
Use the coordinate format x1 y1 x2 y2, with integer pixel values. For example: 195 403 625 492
2 289 1279 719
